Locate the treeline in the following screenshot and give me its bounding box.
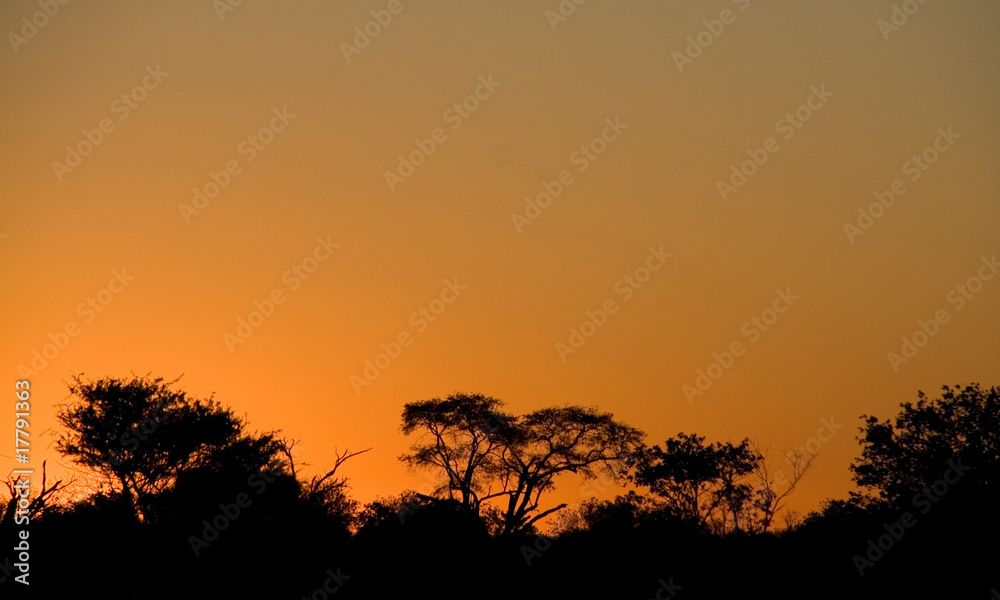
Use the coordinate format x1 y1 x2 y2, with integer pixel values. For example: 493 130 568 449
1 377 998 599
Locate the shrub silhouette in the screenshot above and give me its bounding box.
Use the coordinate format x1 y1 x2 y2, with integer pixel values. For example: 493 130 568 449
4 379 995 599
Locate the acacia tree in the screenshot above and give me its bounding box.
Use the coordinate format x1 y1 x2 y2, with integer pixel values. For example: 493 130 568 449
400 393 644 535
400 393 516 511
55 374 286 520
495 406 644 535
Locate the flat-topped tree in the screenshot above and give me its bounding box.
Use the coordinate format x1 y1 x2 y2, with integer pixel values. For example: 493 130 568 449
401 393 644 535
496 405 645 535
401 393 517 512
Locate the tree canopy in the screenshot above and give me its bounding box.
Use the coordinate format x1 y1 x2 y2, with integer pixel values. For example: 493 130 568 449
850 383 1000 505
55 374 286 520
9 377 997 599
401 393 644 534
634 433 812 534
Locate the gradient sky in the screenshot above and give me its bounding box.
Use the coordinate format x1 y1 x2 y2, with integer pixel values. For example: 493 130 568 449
2 0 998 522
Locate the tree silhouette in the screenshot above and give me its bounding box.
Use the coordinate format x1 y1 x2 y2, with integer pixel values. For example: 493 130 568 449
748 441 814 532
2 461 69 528
850 383 1000 506
289 443 370 526
21 376 997 599
635 433 812 534
400 393 516 511
401 393 644 534
496 405 644 535
55 374 285 520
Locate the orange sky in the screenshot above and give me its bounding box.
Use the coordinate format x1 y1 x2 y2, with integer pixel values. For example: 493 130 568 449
2 0 998 523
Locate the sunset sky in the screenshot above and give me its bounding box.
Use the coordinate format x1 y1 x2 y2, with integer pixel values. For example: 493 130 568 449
2 0 998 521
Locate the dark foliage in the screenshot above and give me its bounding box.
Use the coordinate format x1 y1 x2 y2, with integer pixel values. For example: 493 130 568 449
2 381 996 599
